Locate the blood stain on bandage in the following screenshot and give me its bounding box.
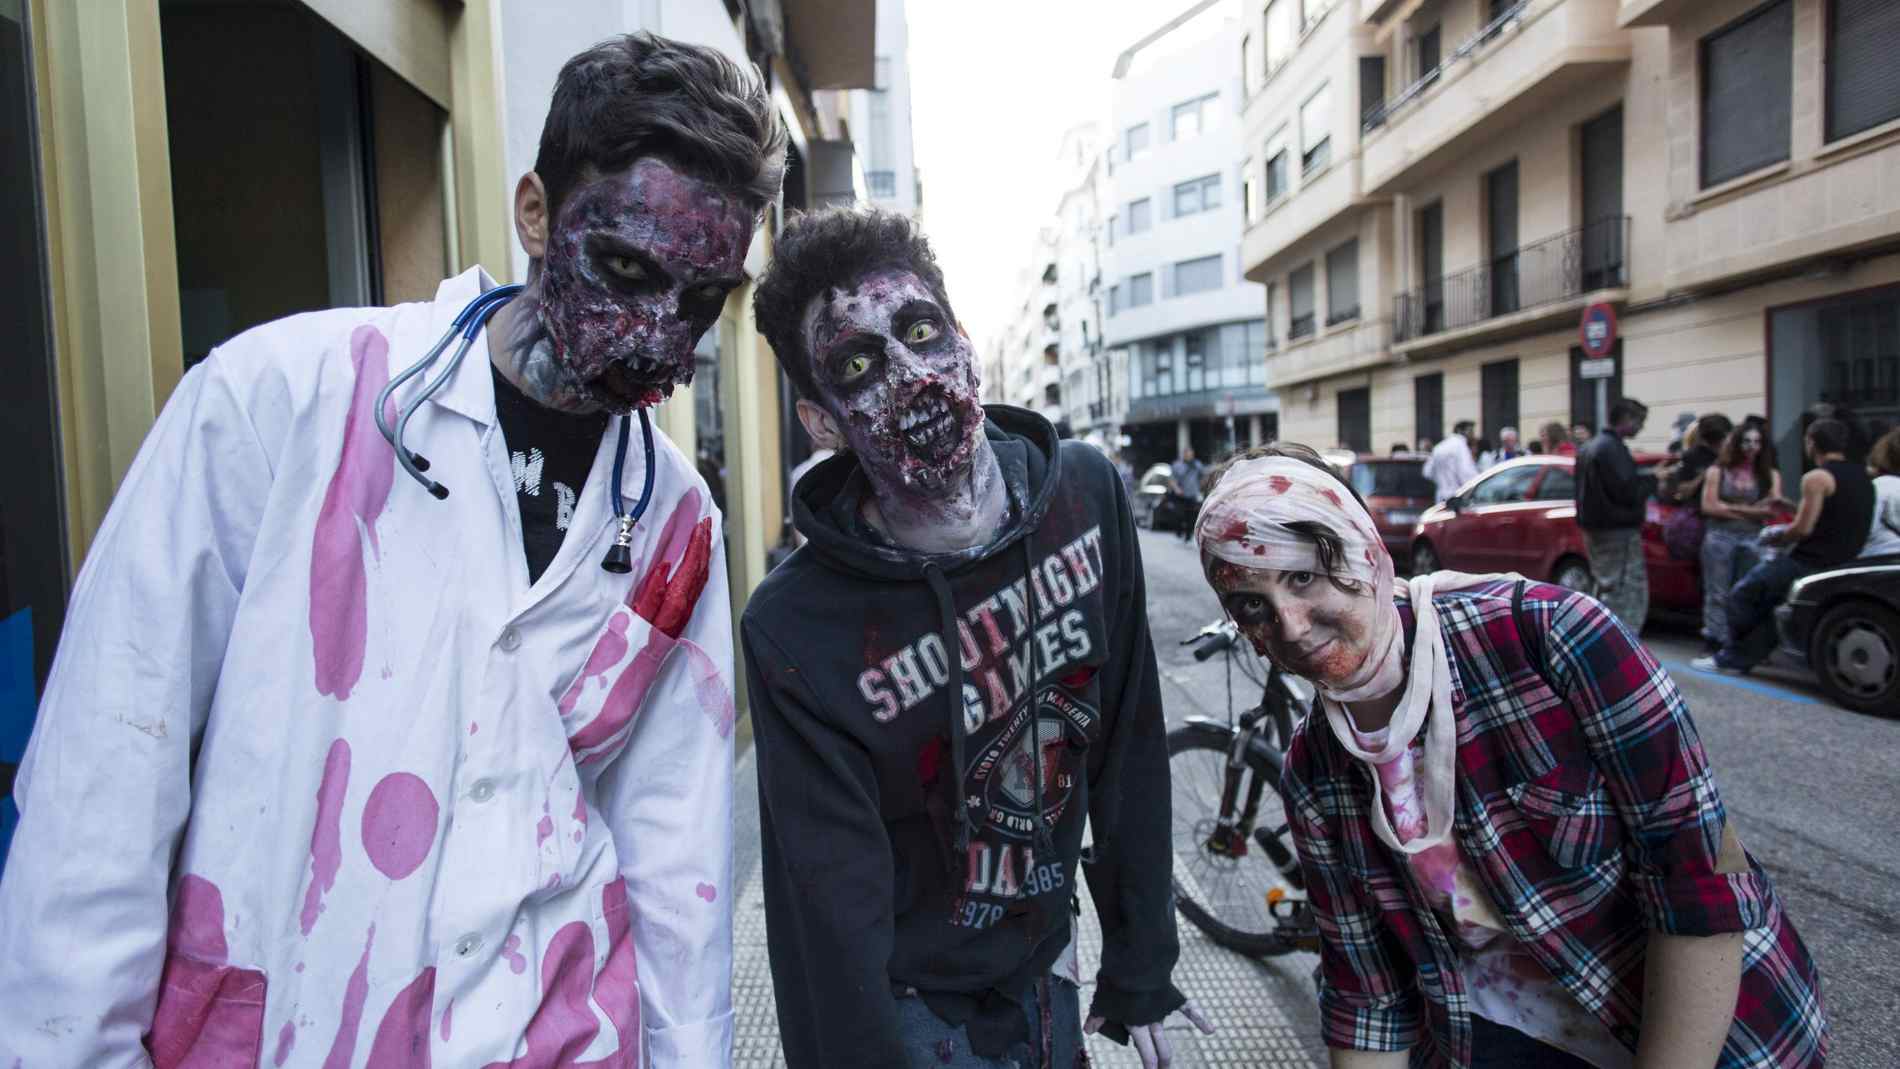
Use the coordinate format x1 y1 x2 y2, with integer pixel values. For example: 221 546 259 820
361 772 438 880
310 325 396 701
1268 475 1292 494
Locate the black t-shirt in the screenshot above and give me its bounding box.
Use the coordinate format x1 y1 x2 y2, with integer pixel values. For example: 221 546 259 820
490 363 609 584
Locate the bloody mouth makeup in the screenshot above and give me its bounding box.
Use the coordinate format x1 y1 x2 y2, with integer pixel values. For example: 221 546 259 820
506 156 754 414
1206 558 1378 687
802 268 987 496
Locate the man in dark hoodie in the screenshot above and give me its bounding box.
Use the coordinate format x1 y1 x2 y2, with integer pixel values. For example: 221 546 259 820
746 208 1208 1068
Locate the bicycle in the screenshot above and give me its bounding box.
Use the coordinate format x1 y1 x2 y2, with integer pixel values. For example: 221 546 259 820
1167 620 1322 957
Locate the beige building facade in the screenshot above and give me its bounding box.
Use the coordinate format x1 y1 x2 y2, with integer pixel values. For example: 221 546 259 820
1242 0 1900 486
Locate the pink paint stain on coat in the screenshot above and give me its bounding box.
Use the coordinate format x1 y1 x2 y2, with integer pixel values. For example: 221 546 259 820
572 792 588 843
300 738 351 935
568 629 675 764
361 772 439 880
537 811 554 850
440 997 454 1041
502 934 527 974
581 877 641 1068
273 1018 297 1066
310 325 397 700
694 882 717 903
365 967 436 1069
146 874 270 1067
558 615 632 717
680 638 735 738
321 925 376 1069
479 922 599 1069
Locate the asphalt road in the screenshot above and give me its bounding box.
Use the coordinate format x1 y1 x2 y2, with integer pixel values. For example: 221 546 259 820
1134 526 1900 1069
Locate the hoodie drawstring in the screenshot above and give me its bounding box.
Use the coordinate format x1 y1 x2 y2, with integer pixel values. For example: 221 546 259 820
922 563 974 859
1019 538 1053 855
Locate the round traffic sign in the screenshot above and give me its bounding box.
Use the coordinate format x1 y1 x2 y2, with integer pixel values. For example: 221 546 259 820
1579 302 1618 359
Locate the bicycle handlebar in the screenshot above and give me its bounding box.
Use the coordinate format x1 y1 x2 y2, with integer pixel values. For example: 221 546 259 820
1188 629 1238 662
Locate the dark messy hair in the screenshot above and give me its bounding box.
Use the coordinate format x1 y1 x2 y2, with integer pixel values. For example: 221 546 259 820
1453 419 1476 436
1807 417 1850 456
1204 443 1368 595
1610 397 1649 426
1691 414 1733 453
1717 423 1776 489
752 206 958 400
535 33 787 222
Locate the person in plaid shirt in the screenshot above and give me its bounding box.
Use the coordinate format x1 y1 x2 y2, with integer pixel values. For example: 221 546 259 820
1193 444 1828 1069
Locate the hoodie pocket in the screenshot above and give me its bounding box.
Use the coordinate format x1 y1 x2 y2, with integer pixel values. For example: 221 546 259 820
559 604 681 767
143 952 267 1069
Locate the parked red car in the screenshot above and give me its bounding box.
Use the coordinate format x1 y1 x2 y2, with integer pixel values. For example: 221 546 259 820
1329 452 1435 572
1408 454 1702 616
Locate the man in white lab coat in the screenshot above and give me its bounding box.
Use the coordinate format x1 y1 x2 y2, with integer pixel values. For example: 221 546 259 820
0 33 782 1068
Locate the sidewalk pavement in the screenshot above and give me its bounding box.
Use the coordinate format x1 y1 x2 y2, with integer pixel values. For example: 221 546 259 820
729 746 1326 1068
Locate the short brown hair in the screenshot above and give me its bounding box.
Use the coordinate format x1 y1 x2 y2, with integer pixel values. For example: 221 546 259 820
534 33 786 222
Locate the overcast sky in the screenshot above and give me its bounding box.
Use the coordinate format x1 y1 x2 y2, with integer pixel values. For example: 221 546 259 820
906 0 1234 349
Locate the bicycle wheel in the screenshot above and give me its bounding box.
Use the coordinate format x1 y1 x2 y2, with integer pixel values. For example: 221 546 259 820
1166 722 1306 957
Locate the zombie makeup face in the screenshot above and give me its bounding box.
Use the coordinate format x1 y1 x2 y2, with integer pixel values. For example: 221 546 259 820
1206 559 1379 688
1741 429 1764 457
509 156 754 414
801 268 986 497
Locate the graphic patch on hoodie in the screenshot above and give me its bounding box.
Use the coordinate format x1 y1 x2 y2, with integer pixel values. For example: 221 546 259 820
854 526 1107 728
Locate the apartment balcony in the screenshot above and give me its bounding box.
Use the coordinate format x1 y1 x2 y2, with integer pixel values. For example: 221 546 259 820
1243 153 1362 282
1360 0 1629 196
1266 317 1393 390
1393 216 1628 355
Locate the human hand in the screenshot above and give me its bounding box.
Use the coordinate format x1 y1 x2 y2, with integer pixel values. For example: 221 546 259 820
1083 1000 1215 1068
630 516 713 638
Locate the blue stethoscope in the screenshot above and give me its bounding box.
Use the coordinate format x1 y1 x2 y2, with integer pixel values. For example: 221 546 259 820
373 283 655 573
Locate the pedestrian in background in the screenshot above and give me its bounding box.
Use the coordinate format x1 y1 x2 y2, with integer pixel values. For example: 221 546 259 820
1541 421 1576 457
1662 414 1732 505
1424 420 1479 502
1416 436 1434 454
1479 426 1522 469
1698 424 1783 652
1571 423 1592 447
1697 418 1875 675
1114 451 1138 501
1170 447 1207 542
1575 398 1652 634
1861 427 1900 561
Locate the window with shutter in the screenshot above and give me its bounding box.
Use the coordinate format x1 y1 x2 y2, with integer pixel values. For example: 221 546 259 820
1360 56 1386 128
1828 0 1900 142
1301 84 1332 175
1337 387 1371 453
1265 0 1294 74
1174 255 1223 296
1127 198 1152 234
1265 127 1290 200
1327 240 1360 325
1290 263 1316 339
1128 273 1154 307
1700 0 1792 188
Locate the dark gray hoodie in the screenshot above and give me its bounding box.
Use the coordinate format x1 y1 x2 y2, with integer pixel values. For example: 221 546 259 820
742 405 1183 1066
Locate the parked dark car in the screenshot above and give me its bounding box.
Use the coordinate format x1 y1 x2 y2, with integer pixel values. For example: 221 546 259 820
1132 463 1173 528
1332 453 1434 571
1776 560 1900 716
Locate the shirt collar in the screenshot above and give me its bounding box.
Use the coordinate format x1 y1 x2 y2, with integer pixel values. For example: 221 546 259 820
424 266 504 427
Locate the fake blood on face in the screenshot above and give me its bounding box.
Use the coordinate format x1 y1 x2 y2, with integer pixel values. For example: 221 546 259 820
801 269 987 499
529 157 754 414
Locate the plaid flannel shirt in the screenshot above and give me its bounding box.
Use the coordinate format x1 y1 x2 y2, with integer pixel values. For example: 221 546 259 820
1281 580 1829 1068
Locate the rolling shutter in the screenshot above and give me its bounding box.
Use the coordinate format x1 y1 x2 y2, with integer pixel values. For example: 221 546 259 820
1701 0 1792 187
1828 0 1900 142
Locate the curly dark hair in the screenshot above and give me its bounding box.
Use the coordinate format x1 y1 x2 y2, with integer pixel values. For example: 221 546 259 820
1716 423 1776 489
752 207 957 400
534 33 786 222
1203 443 1369 595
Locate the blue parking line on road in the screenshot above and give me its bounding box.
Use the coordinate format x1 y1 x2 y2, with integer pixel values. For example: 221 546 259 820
1659 658 1824 706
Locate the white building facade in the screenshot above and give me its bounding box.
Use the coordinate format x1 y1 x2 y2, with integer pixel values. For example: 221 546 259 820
849 0 922 219
1104 0 1275 470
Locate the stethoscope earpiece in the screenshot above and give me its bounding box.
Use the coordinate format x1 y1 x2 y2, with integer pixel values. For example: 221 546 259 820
375 284 658 573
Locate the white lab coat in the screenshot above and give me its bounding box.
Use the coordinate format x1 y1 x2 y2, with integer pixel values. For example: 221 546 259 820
0 269 734 1067
1424 434 1479 502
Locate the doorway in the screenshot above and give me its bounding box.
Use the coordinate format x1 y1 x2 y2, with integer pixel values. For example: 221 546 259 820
160 0 450 367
